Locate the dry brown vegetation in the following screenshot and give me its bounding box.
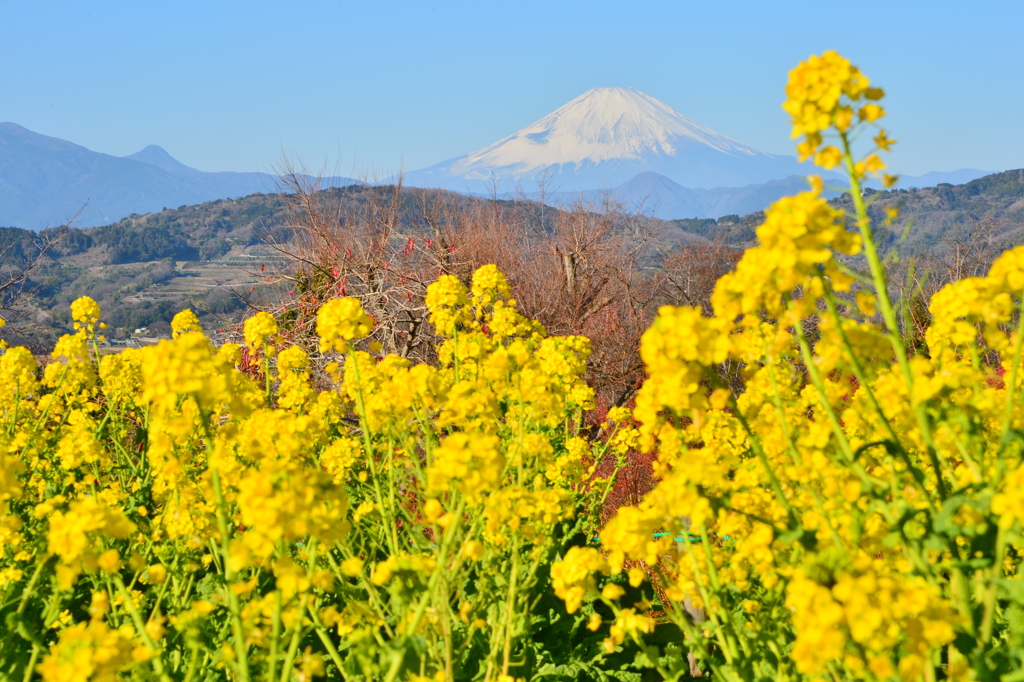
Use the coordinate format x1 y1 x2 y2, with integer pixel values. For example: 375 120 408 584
256 166 737 415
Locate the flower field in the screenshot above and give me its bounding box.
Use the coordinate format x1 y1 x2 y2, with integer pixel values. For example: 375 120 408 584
2 52 1024 681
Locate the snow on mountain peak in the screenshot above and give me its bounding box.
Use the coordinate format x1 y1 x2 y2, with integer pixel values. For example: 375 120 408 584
452 87 757 176
407 87 806 191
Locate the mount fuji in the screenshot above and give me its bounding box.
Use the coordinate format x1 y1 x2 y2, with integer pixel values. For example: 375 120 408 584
405 87 809 193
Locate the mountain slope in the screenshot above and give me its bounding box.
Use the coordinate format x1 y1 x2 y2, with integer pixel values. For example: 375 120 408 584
668 169 1024 248
0 123 358 229
406 87 808 192
544 172 835 220
590 168 1002 221
844 168 1024 248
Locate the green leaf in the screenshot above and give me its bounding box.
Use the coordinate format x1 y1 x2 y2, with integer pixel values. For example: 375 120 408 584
5 612 44 646
997 578 1024 605
777 527 804 545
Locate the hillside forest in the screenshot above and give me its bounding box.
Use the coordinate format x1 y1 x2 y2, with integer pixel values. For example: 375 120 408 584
0 169 1021 403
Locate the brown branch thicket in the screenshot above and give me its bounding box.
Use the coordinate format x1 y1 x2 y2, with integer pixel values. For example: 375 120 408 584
259 163 705 410
656 237 740 315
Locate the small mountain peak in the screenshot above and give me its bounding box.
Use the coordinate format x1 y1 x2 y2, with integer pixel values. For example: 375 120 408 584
124 145 196 174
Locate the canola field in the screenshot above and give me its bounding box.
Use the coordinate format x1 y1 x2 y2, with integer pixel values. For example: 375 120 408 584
2 52 1024 682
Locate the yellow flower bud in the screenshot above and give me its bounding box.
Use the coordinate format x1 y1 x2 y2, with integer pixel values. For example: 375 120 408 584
462 541 485 562
146 564 167 585
422 499 444 524
341 557 364 577
98 549 121 574
601 584 625 601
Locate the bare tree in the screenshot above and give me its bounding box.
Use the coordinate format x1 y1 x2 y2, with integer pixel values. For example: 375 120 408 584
0 207 79 325
259 161 665 411
656 237 740 315
254 161 443 362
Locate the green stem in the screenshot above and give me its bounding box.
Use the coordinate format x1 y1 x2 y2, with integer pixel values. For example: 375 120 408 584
267 590 282 682
22 644 41 682
841 134 947 501
112 575 172 682
308 602 346 674
278 593 310 682
348 352 399 555
211 468 252 682
979 525 1007 645
500 543 521 676
381 499 467 682
681 539 736 665
264 353 272 407
182 644 200 682
16 559 48 614
730 404 799 528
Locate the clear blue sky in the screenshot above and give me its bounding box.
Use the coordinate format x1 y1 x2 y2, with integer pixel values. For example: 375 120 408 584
2 0 1021 178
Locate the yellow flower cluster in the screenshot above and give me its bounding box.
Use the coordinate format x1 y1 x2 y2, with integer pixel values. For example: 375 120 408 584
483 487 571 547
0 266 607 682
712 179 860 322
925 244 1024 362
426 432 505 504
243 310 279 350
548 52 1024 681
783 50 884 167
787 561 958 678
783 50 895 186
170 308 203 337
550 547 611 614
424 274 471 336
36 620 137 682
70 296 103 334
47 497 135 589
316 297 373 353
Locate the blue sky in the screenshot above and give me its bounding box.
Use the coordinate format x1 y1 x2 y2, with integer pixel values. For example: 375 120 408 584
2 0 1021 178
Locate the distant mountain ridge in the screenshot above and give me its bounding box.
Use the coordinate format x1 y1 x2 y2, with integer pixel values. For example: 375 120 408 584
667 168 1024 249
846 168 1024 248
0 123 358 230
540 168 995 221
402 86 993 217
0 108 1001 229
405 87 809 193
571 173 833 220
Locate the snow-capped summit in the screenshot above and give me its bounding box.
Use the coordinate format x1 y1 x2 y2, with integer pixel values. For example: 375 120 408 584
464 87 756 166
405 87 807 192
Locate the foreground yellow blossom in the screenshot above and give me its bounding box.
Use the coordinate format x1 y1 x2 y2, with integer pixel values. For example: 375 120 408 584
2 50 1022 682
549 51 1024 681
0 263 611 682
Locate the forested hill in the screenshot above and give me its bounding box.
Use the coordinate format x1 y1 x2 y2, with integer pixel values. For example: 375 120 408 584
0 192 289 269
671 168 1024 248
846 168 1024 249
4 168 1018 272
0 170 1020 347
0 185 519 346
